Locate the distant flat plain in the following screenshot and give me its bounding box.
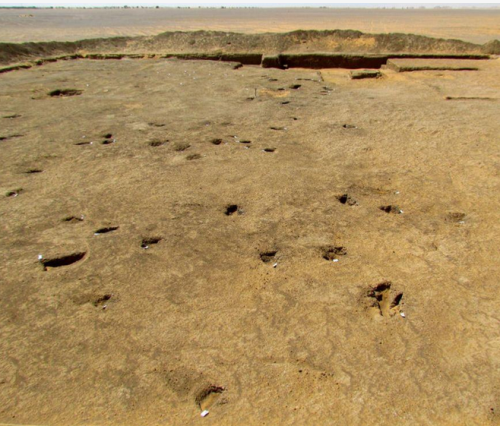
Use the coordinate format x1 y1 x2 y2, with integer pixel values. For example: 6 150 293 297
0 7 499 44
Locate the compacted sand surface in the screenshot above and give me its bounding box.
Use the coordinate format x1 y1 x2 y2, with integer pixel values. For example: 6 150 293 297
1 54 500 425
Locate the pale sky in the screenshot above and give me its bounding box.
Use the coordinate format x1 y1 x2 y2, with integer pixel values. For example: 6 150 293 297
1 0 499 6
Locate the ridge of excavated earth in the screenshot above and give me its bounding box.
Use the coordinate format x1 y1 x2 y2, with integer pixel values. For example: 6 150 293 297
1 29 500 66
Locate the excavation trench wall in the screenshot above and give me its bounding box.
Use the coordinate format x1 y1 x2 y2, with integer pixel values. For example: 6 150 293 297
266 52 489 69
169 52 263 65
0 51 491 75
1 29 499 67
161 52 491 69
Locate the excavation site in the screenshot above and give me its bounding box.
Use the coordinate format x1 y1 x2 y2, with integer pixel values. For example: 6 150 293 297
1 7 500 426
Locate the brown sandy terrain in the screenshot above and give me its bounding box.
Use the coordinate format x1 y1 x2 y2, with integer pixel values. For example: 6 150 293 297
0 7 499 44
1 8 500 426
1 51 500 426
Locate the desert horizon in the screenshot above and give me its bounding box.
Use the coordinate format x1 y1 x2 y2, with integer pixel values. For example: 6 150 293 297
0 7 499 43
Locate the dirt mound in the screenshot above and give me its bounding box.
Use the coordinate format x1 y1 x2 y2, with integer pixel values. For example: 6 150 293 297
482 39 500 54
0 37 131 65
0 29 494 66
142 29 484 54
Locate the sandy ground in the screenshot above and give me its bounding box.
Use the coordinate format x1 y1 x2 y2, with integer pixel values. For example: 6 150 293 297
0 56 500 426
0 8 499 44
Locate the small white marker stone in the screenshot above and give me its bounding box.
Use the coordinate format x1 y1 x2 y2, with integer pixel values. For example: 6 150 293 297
399 210 404 214
400 312 406 318
38 254 43 261
201 410 209 417
333 259 339 263
273 263 278 268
